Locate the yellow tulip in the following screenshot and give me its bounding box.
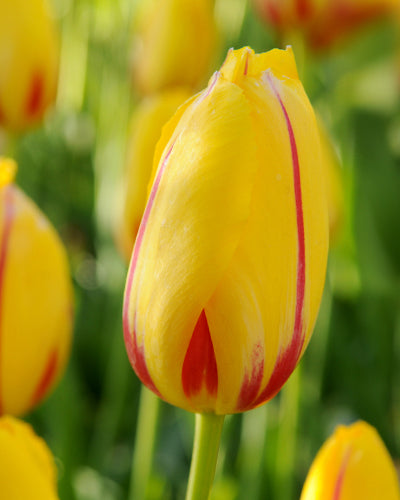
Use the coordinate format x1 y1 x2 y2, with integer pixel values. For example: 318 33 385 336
254 0 398 50
0 158 73 416
117 89 192 262
0 0 59 131
300 421 400 500
132 0 216 94
0 416 59 499
123 47 329 415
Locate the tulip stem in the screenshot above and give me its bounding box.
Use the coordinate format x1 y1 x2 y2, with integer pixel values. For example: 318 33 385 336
128 387 161 500
185 413 225 500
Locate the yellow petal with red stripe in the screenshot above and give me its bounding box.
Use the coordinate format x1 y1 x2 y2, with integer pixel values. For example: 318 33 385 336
301 421 400 500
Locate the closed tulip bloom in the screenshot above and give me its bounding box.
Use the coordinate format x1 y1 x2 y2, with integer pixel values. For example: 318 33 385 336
0 416 59 499
132 0 216 94
0 159 73 416
300 421 400 500
123 47 328 415
0 0 59 131
117 89 192 262
254 0 399 50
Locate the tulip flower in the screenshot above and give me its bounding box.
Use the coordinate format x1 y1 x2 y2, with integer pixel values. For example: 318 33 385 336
117 89 192 262
132 0 216 94
0 0 59 131
0 158 73 416
254 0 399 51
123 46 329 415
300 421 400 500
0 416 59 499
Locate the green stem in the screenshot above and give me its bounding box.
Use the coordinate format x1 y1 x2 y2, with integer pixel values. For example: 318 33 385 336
185 413 225 500
128 387 161 500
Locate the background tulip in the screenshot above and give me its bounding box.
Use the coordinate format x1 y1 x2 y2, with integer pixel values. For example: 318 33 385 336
117 89 192 262
0 158 73 416
0 0 59 131
123 46 329 415
0 416 59 499
300 421 400 500
254 0 399 50
131 0 217 94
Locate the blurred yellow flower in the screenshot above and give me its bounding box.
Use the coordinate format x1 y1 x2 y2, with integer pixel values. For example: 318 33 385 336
132 0 217 94
254 0 399 50
301 421 400 500
0 158 73 416
0 416 59 499
123 47 328 415
0 0 59 131
117 89 192 262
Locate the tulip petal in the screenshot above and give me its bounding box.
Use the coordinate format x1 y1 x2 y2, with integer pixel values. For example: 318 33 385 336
123 75 259 411
205 65 328 414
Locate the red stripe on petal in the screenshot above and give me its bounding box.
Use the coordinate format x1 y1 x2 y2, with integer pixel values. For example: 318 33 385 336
0 187 15 415
236 343 264 411
332 447 351 500
25 71 44 118
0 100 5 124
31 348 58 407
182 310 218 398
296 0 313 21
122 143 175 396
254 74 306 407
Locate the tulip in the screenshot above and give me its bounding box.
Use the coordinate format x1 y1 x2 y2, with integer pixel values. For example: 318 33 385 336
0 158 73 416
117 89 192 262
0 416 59 499
300 421 400 500
132 0 216 94
123 46 329 415
254 0 399 51
0 0 59 131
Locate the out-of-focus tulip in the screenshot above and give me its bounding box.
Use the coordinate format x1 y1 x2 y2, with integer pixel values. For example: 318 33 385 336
0 158 73 416
0 0 59 131
0 416 59 499
132 0 216 94
300 421 400 500
123 46 329 415
117 89 192 262
254 0 399 51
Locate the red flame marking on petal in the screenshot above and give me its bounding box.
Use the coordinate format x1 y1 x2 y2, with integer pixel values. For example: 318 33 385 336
296 0 313 21
332 447 352 500
0 187 15 415
123 143 175 395
0 100 5 125
25 71 44 118
30 348 58 407
236 344 264 411
253 73 306 407
182 310 218 398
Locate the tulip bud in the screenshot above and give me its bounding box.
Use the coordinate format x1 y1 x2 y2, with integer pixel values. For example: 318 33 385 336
123 47 329 414
0 0 59 131
0 158 73 416
117 89 192 262
132 0 216 94
300 421 400 500
254 0 399 51
0 416 59 499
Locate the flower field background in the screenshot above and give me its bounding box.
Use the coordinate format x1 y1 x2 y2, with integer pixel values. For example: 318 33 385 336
1 0 400 499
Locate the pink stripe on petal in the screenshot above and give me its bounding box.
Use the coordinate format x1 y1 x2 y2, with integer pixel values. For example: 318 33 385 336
236 343 264 411
0 187 15 415
254 72 306 407
122 143 175 395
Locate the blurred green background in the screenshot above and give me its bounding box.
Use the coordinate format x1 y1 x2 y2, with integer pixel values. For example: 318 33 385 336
1 0 399 499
